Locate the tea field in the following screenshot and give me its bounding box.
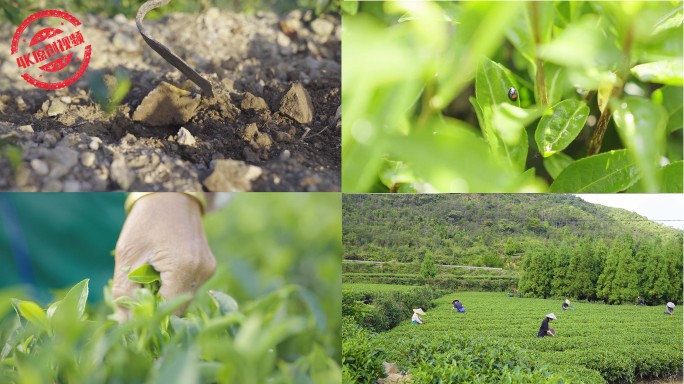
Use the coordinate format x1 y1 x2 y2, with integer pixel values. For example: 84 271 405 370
343 286 683 383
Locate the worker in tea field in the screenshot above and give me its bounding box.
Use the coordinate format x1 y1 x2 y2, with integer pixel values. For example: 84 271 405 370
412 308 425 324
561 299 570 311
537 313 556 337
664 302 675 315
452 299 466 313
0 193 217 313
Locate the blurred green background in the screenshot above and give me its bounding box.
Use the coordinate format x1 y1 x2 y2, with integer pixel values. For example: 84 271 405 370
1 0 339 24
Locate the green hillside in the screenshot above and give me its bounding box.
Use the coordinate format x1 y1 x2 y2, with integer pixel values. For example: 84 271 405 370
343 194 682 304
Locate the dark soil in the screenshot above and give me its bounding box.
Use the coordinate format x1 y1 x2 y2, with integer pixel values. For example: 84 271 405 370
0 8 340 191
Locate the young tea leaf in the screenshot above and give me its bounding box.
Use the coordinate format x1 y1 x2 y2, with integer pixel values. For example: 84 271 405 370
612 97 668 192
631 60 683 86
476 57 520 109
55 278 89 320
658 161 683 192
543 152 575 179
208 290 239 316
651 86 683 134
549 149 640 192
11 299 50 333
535 99 589 157
128 264 161 284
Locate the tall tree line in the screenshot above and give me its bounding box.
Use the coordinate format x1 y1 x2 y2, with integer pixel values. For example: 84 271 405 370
518 234 683 305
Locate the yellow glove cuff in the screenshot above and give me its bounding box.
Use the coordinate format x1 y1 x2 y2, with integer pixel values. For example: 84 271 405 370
125 192 207 215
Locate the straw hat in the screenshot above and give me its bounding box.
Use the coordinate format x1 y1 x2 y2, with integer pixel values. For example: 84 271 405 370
564 299 570 305
413 308 425 315
546 313 557 320
666 302 675 309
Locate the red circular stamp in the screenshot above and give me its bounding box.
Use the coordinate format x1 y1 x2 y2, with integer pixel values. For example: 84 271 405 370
10 10 91 90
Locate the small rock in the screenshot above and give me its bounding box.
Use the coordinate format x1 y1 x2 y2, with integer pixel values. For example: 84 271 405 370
63 180 81 192
42 179 63 192
243 147 258 162
110 153 135 190
279 82 314 124
240 92 270 112
42 131 60 146
30 159 49 176
89 137 102 151
80 152 96 167
241 123 273 152
276 31 291 47
203 159 263 192
311 18 335 38
275 131 292 143
177 127 196 146
16 96 27 111
47 100 67 116
113 14 128 23
60 96 72 104
132 82 201 126
112 32 138 52
18 125 33 133
47 147 79 178
280 150 291 160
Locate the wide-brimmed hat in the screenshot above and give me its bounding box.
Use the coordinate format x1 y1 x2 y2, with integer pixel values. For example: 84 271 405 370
413 308 425 315
666 302 675 309
546 313 557 320
564 299 570 305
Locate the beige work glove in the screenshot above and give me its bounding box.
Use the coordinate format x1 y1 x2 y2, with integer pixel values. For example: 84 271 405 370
112 193 216 319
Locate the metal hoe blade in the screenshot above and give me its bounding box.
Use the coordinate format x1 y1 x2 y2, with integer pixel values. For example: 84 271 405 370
136 0 214 97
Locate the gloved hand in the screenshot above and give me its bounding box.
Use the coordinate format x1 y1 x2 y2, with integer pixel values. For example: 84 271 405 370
112 193 216 319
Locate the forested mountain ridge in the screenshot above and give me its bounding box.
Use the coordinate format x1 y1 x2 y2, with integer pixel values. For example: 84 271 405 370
343 194 682 304
343 194 681 266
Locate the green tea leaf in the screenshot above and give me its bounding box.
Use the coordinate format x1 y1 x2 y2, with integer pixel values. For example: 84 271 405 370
613 97 667 192
11 299 49 333
535 99 589 157
545 64 565 105
651 86 683 133
489 104 539 172
341 0 359 15
658 161 683 192
59 279 89 320
631 60 683 86
549 149 640 192
208 290 239 315
379 159 416 189
156 346 199 384
128 264 161 284
543 152 575 179
476 57 520 108
652 5 683 35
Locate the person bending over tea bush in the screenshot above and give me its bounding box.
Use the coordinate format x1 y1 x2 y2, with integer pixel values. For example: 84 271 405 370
538 313 556 337
452 299 466 313
412 308 425 324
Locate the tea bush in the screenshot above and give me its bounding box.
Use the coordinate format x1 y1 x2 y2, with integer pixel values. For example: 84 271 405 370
342 284 443 332
341 317 385 383
343 273 516 291
342 1 682 193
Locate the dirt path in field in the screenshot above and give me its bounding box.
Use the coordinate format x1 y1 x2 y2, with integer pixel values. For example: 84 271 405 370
0 8 340 191
378 362 411 384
